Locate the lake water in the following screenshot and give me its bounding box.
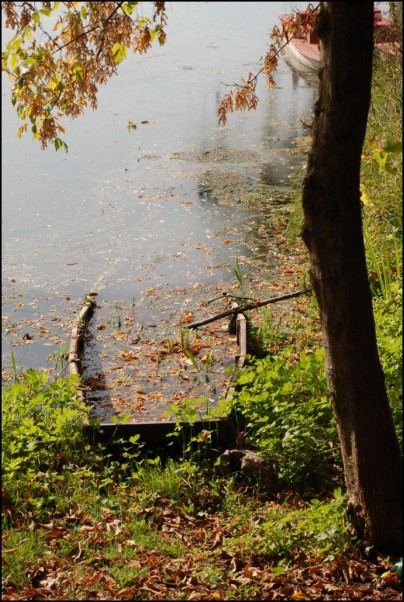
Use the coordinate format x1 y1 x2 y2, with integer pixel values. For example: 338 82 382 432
2 2 318 406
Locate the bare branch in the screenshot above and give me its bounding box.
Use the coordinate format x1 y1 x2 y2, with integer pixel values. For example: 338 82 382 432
186 288 312 330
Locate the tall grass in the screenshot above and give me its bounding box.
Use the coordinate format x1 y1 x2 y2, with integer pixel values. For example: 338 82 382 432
364 226 402 300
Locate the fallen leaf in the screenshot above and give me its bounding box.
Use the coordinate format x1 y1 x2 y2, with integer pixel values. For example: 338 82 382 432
381 570 400 587
67 541 82 561
43 528 67 540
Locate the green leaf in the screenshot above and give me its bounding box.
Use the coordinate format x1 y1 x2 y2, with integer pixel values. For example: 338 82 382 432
8 53 19 70
54 138 68 153
271 565 286 576
39 7 52 17
122 2 138 16
281 381 293 394
73 64 84 81
112 43 128 65
7 35 23 52
372 149 388 171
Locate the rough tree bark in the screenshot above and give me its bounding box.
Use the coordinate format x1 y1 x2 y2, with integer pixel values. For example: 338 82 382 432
301 2 402 554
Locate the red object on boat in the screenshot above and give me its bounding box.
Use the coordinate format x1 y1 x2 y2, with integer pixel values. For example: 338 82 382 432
280 8 399 71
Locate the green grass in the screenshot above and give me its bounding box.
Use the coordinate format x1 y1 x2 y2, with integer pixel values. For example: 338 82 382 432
2 530 48 588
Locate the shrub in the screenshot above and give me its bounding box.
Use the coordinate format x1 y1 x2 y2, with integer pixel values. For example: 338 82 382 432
2 370 90 516
231 347 342 493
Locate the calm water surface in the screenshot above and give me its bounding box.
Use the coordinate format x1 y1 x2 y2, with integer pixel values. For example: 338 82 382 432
2 2 318 377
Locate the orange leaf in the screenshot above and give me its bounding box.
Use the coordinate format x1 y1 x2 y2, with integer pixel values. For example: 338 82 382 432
381 570 400 586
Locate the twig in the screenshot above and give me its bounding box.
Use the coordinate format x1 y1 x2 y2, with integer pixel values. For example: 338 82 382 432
186 288 312 329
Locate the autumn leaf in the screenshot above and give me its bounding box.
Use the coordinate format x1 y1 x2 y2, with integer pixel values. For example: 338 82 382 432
381 570 400 587
43 528 67 541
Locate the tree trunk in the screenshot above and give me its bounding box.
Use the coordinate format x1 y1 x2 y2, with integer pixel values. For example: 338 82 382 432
301 2 402 554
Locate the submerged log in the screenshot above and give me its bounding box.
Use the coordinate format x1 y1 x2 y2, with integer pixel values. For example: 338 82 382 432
67 296 97 384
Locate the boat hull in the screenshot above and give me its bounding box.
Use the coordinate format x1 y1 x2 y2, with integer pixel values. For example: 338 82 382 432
287 38 320 70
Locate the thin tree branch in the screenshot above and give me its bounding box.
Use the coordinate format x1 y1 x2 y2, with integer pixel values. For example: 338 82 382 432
186 288 312 329
53 1 126 56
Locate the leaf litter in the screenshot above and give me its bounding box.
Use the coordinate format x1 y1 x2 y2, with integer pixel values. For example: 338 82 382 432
2 484 401 600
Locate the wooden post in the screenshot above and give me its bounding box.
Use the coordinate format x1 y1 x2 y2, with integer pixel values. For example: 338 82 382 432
224 301 248 400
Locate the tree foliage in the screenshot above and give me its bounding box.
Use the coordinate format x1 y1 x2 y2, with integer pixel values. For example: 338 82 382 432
2 1 320 148
2 1 167 150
